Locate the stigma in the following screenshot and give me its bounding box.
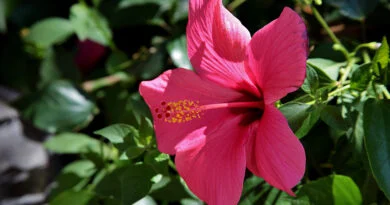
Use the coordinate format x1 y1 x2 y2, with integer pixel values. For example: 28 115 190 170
154 100 264 124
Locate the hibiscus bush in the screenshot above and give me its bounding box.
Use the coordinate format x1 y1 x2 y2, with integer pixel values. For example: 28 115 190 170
1 0 390 204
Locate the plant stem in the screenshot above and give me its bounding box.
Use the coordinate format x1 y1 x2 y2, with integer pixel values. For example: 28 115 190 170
362 50 371 63
381 85 390 99
227 0 246 11
82 72 134 92
328 84 351 97
311 6 341 45
311 6 349 60
339 58 357 86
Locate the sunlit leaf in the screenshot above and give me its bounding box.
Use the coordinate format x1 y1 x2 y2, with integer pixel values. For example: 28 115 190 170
307 58 341 80
133 196 157 205
94 123 137 144
25 18 74 47
296 175 362 205
62 160 96 178
45 133 104 154
167 35 192 70
70 3 112 46
371 37 389 84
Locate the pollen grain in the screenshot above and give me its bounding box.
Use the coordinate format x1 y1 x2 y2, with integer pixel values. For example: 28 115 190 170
154 100 202 123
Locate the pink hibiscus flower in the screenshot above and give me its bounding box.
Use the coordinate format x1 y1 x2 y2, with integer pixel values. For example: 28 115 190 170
139 0 308 204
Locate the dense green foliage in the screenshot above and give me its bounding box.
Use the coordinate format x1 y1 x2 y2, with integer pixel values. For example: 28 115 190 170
1 0 390 204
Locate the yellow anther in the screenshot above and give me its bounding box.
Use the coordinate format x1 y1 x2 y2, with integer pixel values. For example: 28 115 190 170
155 100 202 124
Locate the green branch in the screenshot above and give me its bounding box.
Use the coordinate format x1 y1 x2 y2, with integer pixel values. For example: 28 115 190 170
82 72 134 92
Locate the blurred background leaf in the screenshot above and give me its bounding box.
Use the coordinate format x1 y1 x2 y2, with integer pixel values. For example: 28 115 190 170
14 80 97 133
24 18 74 47
325 0 379 21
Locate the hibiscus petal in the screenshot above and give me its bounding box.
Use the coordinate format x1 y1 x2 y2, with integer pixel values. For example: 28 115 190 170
187 0 258 95
246 7 308 104
245 105 306 195
175 115 248 205
139 68 245 154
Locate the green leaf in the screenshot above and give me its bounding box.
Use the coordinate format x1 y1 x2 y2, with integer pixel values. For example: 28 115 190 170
125 146 145 159
119 0 174 10
144 150 170 175
18 80 96 133
363 98 390 200
302 64 335 95
25 18 74 47
100 0 172 28
62 160 96 178
307 58 341 80
94 123 138 144
351 63 372 91
239 176 267 205
171 0 189 23
120 164 156 205
302 65 319 94
371 37 389 84
95 164 155 205
48 173 85 200
44 133 104 154
326 0 379 21
95 167 124 200
377 37 389 69
296 175 362 205
133 196 157 205
320 105 350 131
39 48 61 87
70 3 112 46
167 35 192 69
181 199 203 205
138 117 154 146
280 103 322 138
150 176 191 201
50 190 93 205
